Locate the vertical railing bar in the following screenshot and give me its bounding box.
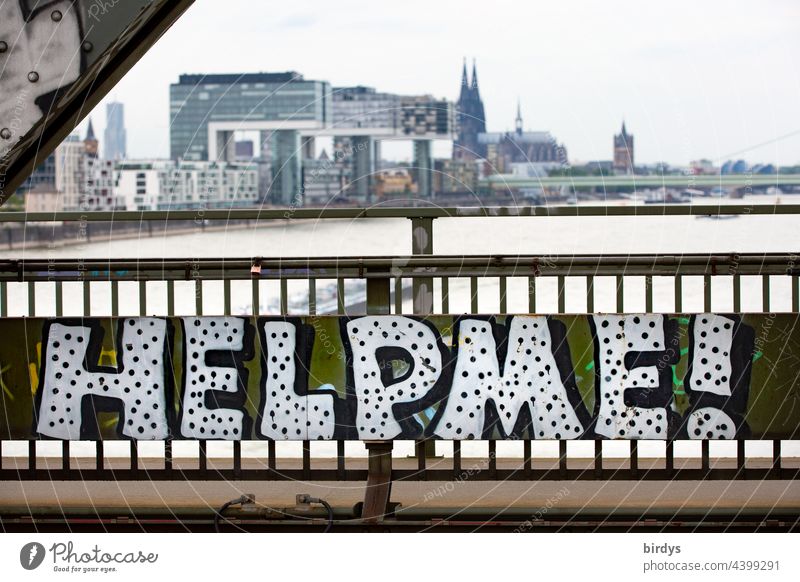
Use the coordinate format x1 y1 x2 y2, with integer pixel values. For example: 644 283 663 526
0 281 7 317
737 440 746 473
302 440 310 479
28 440 36 472
233 440 242 478
336 440 345 478
167 280 175 316
594 440 603 478
701 439 710 472
199 440 207 473
28 281 35 317
615 274 624 313
95 440 103 471
453 441 461 473
280 279 289 315
394 277 402 315
523 440 532 476
674 275 683 313
139 280 147 315
224 278 232 316
337 278 345 315
252 278 260 316
488 440 497 478
733 274 741 313
665 439 674 475
62 440 70 471
83 280 91 316
703 274 712 312
793 275 799 313
558 440 567 477
557 275 566 314
111 280 119 317
268 440 276 470
630 440 638 478
441 277 449 314
773 440 782 475
195 279 203 316
470 276 478 314
762 274 771 312
586 275 594 313
645 275 653 313
130 440 138 472
528 276 536 313
308 278 316 316
499 276 507 314
416 440 426 472
164 439 173 473
55 280 63 317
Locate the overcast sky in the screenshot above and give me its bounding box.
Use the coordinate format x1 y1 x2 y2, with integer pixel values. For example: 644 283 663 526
82 0 800 166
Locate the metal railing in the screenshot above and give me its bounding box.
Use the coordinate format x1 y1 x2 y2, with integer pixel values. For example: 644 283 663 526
0 205 798 488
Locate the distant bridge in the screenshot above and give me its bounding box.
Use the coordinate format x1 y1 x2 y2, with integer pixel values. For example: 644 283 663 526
482 173 800 190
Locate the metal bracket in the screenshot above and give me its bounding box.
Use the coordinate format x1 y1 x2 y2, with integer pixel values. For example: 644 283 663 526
361 441 394 523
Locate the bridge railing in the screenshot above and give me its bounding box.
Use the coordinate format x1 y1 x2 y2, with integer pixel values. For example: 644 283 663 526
0 206 798 497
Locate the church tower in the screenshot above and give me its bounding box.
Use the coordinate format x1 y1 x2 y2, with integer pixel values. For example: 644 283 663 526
453 59 487 160
83 118 99 158
613 121 634 174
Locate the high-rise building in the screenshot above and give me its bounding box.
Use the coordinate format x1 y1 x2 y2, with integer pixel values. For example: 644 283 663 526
169 72 330 162
453 59 487 161
54 135 83 210
613 121 634 174
104 102 127 161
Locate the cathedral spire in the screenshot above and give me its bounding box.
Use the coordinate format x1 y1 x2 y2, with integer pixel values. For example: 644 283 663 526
515 99 523 135
471 58 480 94
459 57 470 101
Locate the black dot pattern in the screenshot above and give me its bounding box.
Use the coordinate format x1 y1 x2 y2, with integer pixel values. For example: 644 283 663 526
347 316 441 439
260 320 335 440
689 315 733 397
686 406 736 439
36 319 169 440
180 317 245 439
593 315 668 439
434 317 584 440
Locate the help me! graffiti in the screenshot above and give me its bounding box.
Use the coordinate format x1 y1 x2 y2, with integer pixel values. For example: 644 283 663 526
30 314 756 441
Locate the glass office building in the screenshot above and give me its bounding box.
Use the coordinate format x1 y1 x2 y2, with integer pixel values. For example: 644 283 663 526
169 72 331 161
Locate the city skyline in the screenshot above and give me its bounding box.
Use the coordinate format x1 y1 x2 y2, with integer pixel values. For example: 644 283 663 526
76 0 799 166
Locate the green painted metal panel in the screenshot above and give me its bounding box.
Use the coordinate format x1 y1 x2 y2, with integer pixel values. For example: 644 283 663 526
0 314 796 440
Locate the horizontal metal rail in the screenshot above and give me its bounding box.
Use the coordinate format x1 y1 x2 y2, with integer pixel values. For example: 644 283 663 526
1 439 794 482
3 204 800 222
1 253 798 281
3 512 798 532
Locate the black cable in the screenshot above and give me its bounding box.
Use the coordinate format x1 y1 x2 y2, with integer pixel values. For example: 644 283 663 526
318 499 334 533
214 496 249 533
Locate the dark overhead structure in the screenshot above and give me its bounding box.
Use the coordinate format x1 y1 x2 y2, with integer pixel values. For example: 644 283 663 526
0 0 195 207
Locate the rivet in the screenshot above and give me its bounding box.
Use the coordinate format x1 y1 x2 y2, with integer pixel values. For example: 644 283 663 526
28 71 39 83
82 41 93 52
0 128 12 140
0 41 8 53
51 10 63 22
